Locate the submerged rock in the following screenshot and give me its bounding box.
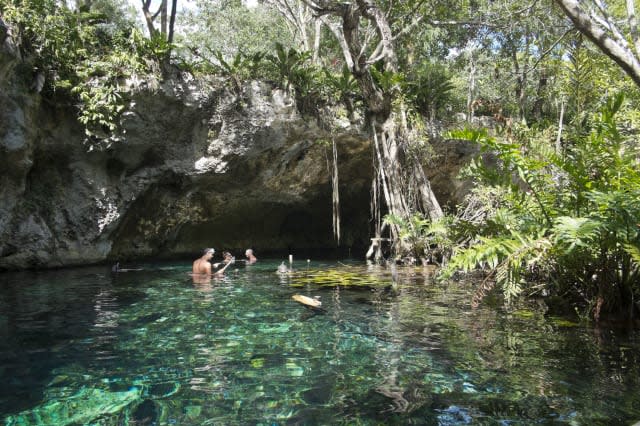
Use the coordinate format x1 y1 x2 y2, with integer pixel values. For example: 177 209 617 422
4 387 141 425
131 399 159 425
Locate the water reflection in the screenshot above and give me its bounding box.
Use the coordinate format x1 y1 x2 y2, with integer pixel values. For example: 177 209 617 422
1 261 640 424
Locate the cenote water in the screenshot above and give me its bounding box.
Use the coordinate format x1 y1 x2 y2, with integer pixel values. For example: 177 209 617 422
1 259 640 425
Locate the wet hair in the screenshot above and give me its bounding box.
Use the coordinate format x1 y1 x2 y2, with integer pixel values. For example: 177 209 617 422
222 251 232 258
203 248 215 255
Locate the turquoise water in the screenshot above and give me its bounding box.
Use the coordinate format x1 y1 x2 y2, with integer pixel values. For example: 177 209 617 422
1 259 640 425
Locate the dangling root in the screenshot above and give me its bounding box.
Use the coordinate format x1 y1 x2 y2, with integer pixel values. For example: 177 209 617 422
325 138 341 245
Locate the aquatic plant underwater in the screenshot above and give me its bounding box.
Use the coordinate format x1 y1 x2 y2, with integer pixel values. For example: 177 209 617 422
1 260 640 425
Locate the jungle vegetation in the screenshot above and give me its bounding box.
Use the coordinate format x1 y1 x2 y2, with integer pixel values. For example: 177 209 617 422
1 0 639 320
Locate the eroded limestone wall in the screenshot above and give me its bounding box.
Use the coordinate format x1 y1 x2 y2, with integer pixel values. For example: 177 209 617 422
1 38 373 269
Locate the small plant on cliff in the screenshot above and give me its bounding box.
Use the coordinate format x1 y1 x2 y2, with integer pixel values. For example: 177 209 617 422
384 213 454 264
190 48 265 93
323 65 362 119
2 0 161 143
266 42 312 94
71 28 154 139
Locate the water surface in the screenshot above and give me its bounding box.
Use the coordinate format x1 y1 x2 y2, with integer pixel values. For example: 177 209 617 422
1 259 639 425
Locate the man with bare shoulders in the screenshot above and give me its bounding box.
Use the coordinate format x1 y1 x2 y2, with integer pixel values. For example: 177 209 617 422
193 248 215 275
222 251 234 264
193 248 233 280
245 248 257 264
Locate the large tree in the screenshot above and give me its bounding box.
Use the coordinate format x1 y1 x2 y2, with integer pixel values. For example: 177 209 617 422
301 0 444 255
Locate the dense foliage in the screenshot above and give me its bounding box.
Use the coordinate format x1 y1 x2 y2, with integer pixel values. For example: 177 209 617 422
1 0 162 141
178 0 292 59
2 0 640 318
442 94 640 320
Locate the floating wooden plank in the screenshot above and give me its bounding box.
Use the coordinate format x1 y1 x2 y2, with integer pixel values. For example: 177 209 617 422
292 294 322 308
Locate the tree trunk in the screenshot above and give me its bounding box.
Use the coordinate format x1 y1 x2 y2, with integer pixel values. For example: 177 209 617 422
321 16 354 69
555 0 640 87
168 0 178 44
312 18 322 64
160 0 167 37
466 49 477 122
532 68 548 121
142 0 158 37
308 0 443 257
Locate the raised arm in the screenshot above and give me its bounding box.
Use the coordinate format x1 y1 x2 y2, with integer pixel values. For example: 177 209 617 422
214 258 234 275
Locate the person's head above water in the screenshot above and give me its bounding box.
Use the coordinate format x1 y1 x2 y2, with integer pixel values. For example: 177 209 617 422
203 248 215 259
277 261 288 273
245 248 257 263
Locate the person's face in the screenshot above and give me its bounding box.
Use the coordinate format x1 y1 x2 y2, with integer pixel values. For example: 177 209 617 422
206 250 214 260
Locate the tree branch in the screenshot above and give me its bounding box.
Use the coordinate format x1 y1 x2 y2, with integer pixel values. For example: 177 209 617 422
590 1 631 50
141 0 158 36
357 0 397 71
319 16 354 68
521 28 573 74
555 0 640 87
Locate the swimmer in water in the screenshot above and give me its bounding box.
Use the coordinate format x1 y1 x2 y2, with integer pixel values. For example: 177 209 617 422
277 261 289 274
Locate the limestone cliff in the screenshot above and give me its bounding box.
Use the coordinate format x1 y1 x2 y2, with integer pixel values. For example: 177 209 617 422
1 38 377 269
0 35 474 270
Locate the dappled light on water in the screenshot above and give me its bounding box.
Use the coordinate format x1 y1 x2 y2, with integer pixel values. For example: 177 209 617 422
1 260 639 424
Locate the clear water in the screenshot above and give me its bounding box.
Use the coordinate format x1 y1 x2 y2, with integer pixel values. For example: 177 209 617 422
1 259 640 425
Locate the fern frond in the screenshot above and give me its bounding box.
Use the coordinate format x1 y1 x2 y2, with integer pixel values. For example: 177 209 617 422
442 235 517 277
443 232 551 304
553 216 601 252
624 244 640 265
